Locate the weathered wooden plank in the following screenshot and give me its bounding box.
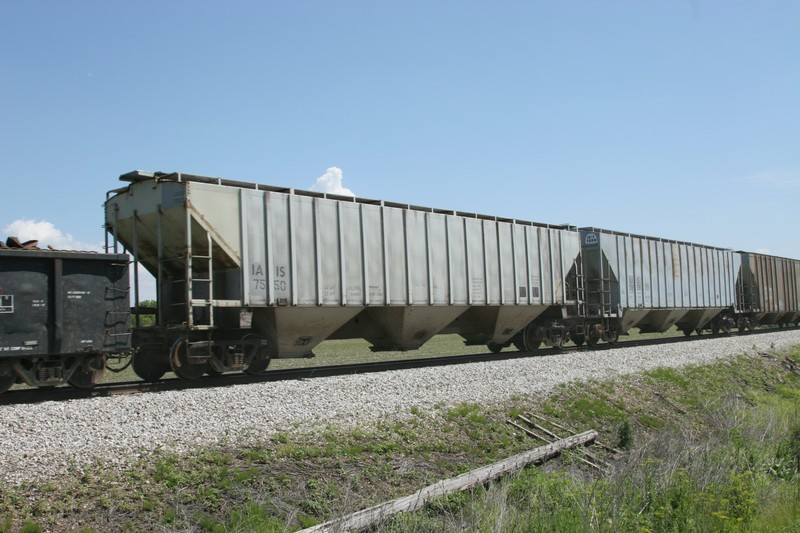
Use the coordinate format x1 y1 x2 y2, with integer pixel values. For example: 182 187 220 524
529 412 620 453
507 419 549 442
518 414 560 440
517 414 610 468
299 429 598 533
508 419 604 472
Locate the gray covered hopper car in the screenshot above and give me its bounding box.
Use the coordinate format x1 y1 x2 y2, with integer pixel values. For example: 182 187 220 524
0 248 130 393
578 228 738 342
106 171 583 380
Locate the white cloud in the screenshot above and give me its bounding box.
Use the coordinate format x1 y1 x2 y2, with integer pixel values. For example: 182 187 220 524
309 167 355 196
2 219 102 251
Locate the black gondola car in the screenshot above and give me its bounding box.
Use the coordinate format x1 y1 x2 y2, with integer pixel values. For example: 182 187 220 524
0 248 130 392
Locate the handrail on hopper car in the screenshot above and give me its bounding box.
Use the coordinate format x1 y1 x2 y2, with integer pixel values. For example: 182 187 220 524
115 170 577 232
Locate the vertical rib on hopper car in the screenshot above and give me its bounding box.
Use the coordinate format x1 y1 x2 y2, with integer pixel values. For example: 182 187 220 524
106 171 582 380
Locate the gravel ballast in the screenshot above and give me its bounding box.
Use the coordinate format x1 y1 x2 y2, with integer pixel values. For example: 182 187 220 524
2 330 799 484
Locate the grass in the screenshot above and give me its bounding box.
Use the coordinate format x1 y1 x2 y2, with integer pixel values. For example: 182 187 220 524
378 351 800 532
1 345 798 532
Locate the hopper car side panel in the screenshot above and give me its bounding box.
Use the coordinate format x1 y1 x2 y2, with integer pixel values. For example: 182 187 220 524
240 188 578 310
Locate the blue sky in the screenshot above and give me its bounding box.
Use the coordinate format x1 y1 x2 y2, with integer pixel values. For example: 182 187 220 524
1 1 798 263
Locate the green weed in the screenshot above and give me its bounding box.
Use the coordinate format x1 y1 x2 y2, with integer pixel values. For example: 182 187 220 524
445 403 486 424
565 394 625 422
20 521 42 533
646 365 692 388
617 419 634 450
638 413 665 428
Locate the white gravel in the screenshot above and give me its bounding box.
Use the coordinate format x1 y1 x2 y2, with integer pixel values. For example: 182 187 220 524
2 330 799 485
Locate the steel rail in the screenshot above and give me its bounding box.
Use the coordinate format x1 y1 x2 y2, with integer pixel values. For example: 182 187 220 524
1 326 796 406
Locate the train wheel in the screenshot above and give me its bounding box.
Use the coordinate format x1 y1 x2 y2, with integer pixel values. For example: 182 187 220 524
244 359 270 375
487 342 504 354
572 334 586 347
585 323 603 346
604 329 619 344
170 338 207 380
551 335 564 351
522 326 541 352
0 375 14 394
243 335 271 375
522 338 541 351
68 356 107 389
133 348 169 381
512 334 526 351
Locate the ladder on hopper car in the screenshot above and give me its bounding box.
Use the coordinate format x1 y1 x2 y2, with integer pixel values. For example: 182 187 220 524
155 209 244 333
158 211 216 332
735 276 758 314
574 256 587 318
112 202 240 334
184 223 214 331
585 255 613 319
185 233 214 331
598 269 613 318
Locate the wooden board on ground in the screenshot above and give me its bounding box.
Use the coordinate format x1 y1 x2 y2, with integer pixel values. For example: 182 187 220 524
300 429 598 533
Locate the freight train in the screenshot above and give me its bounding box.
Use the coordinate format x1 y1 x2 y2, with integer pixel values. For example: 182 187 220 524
1 170 798 393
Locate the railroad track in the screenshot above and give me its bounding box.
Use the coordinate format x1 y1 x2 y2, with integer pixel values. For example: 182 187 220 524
1 327 795 406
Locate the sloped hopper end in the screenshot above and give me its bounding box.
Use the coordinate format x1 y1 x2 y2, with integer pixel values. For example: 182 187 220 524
677 309 723 332
364 306 470 351
755 311 792 325
636 310 689 333
251 307 363 358
106 185 242 278
454 305 551 345
617 310 649 333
